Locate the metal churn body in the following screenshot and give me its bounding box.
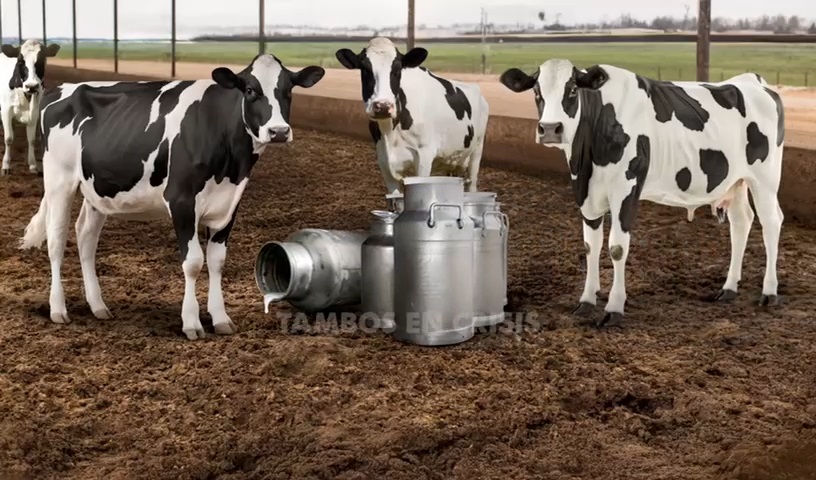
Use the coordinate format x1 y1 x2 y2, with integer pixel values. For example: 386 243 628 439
361 210 399 330
393 177 475 346
463 192 509 327
255 229 368 312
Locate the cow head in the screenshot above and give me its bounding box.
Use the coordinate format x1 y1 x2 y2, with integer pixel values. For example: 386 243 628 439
2 39 61 97
335 37 428 120
211 54 325 145
500 59 609 146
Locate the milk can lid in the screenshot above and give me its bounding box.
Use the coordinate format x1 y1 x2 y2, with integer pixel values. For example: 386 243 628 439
370 210 399 223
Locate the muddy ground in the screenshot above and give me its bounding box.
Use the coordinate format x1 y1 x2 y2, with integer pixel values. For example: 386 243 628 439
0 72 815 480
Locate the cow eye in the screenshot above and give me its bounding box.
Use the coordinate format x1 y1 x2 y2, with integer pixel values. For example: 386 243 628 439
245 87 254 96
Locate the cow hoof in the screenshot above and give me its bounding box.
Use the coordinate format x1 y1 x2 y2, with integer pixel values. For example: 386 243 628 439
572 302 595 316
596 312 623 328
50 311 71 324
715 289 738 302
759 294 779 307
214 319 238 335
0 168 8 176
28 166 38 174
92 308 113 320
183 326 206 340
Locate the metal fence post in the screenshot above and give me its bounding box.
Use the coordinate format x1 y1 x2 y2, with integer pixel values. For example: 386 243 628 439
42 0 46 44
113 0 118 72
0 1 3 45
17 0 22 44
72 0 77 67
806 72 809 87
171 0 176 77
258 0 265 55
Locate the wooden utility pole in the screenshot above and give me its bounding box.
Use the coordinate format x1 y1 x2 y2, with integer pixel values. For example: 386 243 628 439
407 0 415 50
17 0 22 44
171 0 176 77
113 0 118 72
42 0 47 44
72 0 77 67
696 0 711 81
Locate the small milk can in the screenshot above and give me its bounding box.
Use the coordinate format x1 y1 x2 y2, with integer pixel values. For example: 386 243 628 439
464 192 509 327
255 229 368 312
393 177 475 346
361 210 399 330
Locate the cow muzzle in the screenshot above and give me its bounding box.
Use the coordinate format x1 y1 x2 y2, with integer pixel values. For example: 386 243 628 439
266 126 292 144
537 122 564 144
369 100 395 120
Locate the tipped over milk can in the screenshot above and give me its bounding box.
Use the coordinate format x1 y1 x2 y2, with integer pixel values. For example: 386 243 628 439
255 229 368 312
361 210 399 330
464 192 509 327
393 177 475 346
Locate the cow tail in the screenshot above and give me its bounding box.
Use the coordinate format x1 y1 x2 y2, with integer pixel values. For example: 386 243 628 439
19 196 48 249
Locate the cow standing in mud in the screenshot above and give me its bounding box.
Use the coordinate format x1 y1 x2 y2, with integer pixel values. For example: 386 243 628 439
500 61 785 326
335 37 490 194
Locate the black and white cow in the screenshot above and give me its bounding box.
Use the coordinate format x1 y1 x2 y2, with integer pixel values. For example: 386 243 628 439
19 53 325 339
0 39 61 175
335 37 489 194
500 60 785 326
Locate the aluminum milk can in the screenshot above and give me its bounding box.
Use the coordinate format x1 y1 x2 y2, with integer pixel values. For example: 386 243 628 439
393 177 475 346
464 192 509 328
255 229 369 312
361 210 399 330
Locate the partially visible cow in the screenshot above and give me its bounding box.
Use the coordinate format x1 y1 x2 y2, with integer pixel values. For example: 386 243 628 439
0 39 60 175
19 53 325 339
500 60 785 326
335 37 489 194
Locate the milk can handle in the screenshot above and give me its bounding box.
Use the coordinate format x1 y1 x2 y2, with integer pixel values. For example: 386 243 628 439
427 203 465 228
481 211 509 236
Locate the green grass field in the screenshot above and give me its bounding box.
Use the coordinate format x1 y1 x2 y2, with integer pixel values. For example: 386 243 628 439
60 41 816 86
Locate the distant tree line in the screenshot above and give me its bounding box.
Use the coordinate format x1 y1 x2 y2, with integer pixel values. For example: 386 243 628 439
536 14 816 34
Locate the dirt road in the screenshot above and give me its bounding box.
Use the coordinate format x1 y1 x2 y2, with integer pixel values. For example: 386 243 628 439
49 57 816 151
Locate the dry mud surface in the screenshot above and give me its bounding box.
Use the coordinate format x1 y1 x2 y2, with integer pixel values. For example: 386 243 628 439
0 69 815 480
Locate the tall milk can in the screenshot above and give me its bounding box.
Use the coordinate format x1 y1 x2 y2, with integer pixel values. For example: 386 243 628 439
393 177 475 346
361 210 399 330
464 192 509 327
255 229 369 312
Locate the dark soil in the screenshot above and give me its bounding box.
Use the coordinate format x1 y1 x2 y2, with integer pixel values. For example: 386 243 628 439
0 70 815 480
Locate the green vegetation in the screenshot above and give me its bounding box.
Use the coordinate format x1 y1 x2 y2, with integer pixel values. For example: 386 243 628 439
59 40 816 85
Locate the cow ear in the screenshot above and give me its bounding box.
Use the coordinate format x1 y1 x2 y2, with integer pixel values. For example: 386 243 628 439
499 68 537 92
292 66 325 88
402 48 427 68
44 44 61 57
1 44 20 58
212 67 245 90
575 66 608 90
335 49 360 70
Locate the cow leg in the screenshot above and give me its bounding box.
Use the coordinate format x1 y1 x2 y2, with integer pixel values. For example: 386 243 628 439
169 202 206 340
376 145 402 195
600 197 633 327
75 199 111 319
44 171 79 324
574 214 604 316
1 109 13 175
715 185 753 302
465 140 484 192
26 120 38 173
414 147 434 177
206 211 239 336
749 183 783 306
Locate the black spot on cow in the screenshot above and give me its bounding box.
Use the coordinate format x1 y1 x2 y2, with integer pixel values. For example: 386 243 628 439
699 149 730 194
368 121 382 143
675 167 692 191
619 135 651 233
567 90 600 208
746 122 769 165
149 139 170 186
583 214 603 230
562 78 579 118
422 67 472 120
533 84 545 117
464 125 474 148
702 84 746 117
636 75 710 131
754 73 763 83
763 87 785 147
7 56 26 90
395 87 413 130
591 103 630 167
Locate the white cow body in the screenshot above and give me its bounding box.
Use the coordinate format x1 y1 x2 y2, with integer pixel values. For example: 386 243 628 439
0 39 60 175
500 60 785 326
336 38 490 194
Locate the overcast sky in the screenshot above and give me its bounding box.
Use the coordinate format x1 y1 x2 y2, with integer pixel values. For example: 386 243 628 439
3 0 815 39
